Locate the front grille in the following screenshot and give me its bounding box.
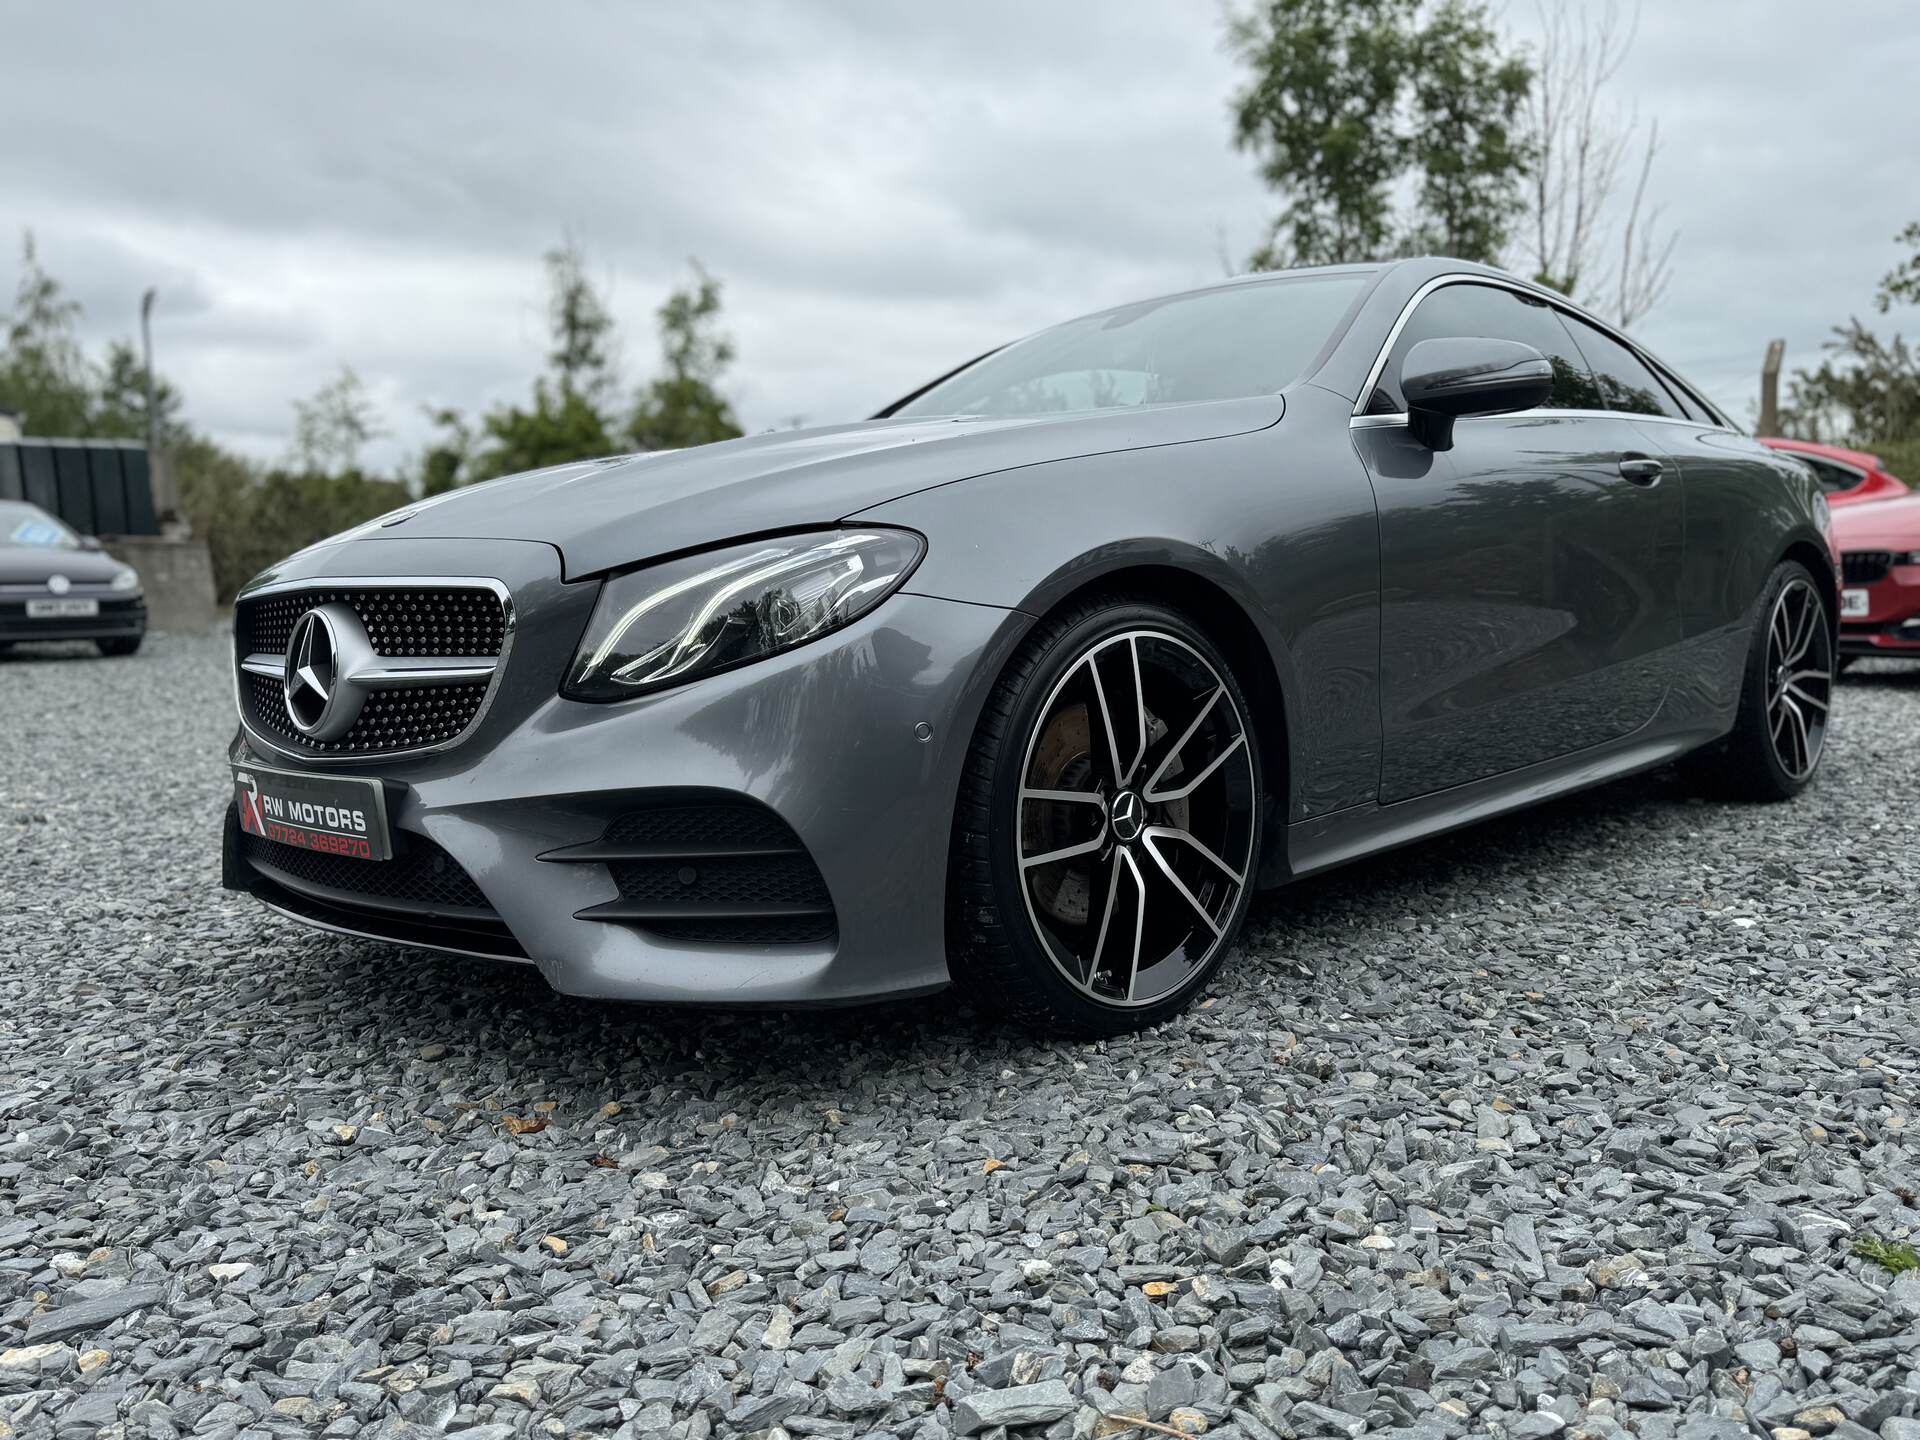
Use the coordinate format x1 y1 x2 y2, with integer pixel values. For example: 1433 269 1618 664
238 827 492 913
243 672 492 755
1843 551 1893 585
234 582 506 758
549 800 838 946
239 587 505 659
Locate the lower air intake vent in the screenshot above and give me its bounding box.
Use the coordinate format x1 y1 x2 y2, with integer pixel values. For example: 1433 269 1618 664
543 800 837 946
238 827 491 914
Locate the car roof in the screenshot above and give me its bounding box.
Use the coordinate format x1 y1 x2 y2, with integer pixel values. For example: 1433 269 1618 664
1759 436 1889 472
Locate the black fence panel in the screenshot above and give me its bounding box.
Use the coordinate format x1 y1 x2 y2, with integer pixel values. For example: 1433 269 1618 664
0 440 159 536
119 447 157 534
52 442 94 534
19 443 58 513
88 447 128 535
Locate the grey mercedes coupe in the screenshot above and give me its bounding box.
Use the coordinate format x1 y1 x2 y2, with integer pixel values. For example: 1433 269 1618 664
223 258 1838 1034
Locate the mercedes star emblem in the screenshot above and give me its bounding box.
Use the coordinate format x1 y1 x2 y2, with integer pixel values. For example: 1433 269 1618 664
282 603 375 742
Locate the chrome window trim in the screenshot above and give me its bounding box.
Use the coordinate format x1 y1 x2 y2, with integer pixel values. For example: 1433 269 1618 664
230 574 515 767
1350 407 1729 432
1351 272 1734 431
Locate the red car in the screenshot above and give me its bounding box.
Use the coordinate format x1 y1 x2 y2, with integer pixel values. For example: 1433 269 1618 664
1831 491 1920 662
1760 437 1910 506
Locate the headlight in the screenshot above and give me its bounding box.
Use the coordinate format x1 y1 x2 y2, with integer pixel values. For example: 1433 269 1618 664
110 566 140 592
563 528 924 701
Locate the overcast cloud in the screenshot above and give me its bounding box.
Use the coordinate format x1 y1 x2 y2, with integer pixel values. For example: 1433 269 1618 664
4 2 1917 470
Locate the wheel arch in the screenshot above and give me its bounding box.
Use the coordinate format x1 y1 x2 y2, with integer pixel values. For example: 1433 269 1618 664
1781 535 1840 645
1013 561 1295 886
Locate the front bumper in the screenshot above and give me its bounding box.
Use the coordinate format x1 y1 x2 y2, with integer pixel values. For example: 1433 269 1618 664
221 536 1026 1005
1840 562 1920 657
0 595 145 643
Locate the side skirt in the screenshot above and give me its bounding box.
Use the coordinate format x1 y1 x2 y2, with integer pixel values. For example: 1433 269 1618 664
1280 717 1723 883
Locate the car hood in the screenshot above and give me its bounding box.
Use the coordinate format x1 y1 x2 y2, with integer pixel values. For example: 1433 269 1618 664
0 544 124 585
338 398 1284 578
1833 493 1920 550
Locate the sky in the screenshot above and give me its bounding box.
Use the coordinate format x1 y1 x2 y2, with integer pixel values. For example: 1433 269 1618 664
4 2 1916 472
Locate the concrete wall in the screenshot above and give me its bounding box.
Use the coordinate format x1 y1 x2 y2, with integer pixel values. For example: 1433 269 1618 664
104 536 220 633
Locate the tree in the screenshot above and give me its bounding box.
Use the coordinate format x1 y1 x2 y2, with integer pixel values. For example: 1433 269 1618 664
1403 2 1533 263
94 339 186 445
625 261 744 450
474 379 615 480
1226 0 1531 269
291 366 383 477
1876 220 1920 315
417 405 474 497
0 231 96 435
1779 233 1920 482
544 239 617 402
1779 321 1920 448
1516 0 1675 328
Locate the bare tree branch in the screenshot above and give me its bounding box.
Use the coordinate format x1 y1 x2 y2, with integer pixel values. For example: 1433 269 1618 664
1516 0 1674 325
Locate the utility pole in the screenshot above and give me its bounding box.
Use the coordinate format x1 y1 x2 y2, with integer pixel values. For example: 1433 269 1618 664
1758 338 1785 437
139 286 176 525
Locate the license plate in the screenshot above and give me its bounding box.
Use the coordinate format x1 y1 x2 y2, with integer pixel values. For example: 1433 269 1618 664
27 597 98 618
232 763 391 861
1841 588 1870 618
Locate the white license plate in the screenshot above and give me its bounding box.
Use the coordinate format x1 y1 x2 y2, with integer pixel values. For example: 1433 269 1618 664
26 597 98 618
1841 588 1870 618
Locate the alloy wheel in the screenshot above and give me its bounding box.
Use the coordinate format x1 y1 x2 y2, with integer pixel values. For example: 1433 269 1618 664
1765 577 1832 780
1015 629 1257 1007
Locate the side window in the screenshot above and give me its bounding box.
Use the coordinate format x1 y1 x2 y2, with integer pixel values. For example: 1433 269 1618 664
1646 360 1713 422
1369 283 1601 414
1560 317 1686 418
1804 457 1863 495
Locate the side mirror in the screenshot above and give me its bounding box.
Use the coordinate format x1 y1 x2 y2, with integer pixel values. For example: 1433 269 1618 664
1400 337 1553 451
78 535 104 552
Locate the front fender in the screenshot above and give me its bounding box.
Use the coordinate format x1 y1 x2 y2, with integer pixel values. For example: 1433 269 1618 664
852 398 1384 821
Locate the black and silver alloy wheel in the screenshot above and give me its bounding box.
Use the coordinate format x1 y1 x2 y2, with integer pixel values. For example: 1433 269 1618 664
1764 576 1832 780
950 599 1263 1035
1679 558 1832 803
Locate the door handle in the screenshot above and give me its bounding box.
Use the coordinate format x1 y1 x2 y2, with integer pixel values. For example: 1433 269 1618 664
1618 455 1664 484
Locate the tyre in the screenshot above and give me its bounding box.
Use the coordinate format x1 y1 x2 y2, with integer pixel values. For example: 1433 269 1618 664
97 635 144 657
948 597 1264 1036
1681 560 1832 801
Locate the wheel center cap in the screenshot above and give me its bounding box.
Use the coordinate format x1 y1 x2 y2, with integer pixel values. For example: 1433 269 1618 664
1110 789 1146 844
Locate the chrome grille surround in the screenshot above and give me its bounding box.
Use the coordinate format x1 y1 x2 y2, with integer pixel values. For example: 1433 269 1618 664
231 575 514 763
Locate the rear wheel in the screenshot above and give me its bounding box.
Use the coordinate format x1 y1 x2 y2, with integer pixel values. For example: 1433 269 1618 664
1682 560 1832 801
948 598 1263 1036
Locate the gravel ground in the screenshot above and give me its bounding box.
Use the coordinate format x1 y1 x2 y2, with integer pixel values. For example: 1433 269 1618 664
3 631 1919 1440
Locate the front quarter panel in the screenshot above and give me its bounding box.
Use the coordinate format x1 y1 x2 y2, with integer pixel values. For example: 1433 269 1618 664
853 386 1383 821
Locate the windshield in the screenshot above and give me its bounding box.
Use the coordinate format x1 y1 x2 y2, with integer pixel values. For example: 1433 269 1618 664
894 272 1370 420
0 501 80 549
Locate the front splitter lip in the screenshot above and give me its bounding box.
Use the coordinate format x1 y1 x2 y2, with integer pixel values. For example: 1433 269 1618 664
227 588 1030 1007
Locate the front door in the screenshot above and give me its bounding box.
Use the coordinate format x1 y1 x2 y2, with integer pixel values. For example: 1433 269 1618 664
1354 281 1683 803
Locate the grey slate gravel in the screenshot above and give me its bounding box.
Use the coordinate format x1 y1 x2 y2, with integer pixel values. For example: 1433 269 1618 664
1 633 1918 1440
